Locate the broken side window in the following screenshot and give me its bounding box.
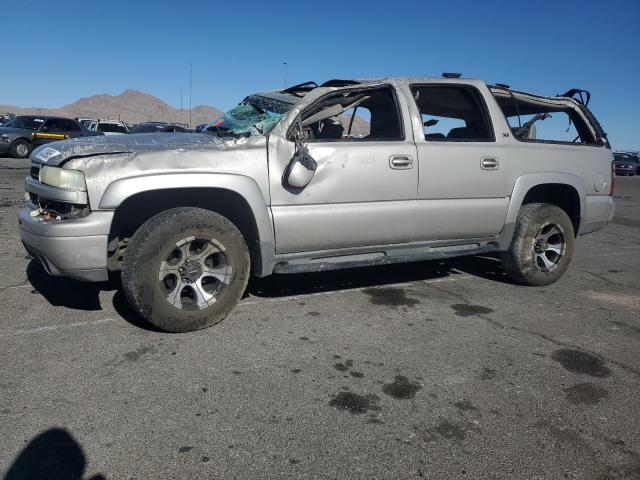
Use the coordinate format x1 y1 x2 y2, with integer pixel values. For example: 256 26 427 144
491 90 597 145
297 86 403 142
409 84 494 142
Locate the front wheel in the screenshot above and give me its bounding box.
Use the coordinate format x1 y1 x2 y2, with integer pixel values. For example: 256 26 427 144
121 207 250 332
500 203 575 286
10 139 31 159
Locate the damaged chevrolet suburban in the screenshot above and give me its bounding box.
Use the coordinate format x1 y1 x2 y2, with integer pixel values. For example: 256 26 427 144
19 77 615 332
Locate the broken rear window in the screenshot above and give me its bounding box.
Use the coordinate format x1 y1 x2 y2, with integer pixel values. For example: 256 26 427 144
491 89 597 145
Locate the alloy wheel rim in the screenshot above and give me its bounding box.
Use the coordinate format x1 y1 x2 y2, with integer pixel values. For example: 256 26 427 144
16 143 27 156
158 236 232 310
532 222 566 273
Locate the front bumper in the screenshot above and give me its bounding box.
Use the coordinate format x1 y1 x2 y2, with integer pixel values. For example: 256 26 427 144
19 208 114 282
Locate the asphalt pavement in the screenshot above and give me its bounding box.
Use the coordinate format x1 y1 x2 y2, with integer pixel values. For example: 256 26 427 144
1 156 639 479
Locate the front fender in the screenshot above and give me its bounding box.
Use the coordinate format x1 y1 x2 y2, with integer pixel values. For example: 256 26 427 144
100 172 276 275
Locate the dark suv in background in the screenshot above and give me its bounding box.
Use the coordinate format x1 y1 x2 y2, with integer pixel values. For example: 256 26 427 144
0 115 102 158
613 151 640 176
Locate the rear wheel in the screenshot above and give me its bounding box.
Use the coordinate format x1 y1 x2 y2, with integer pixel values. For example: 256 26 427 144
121 207 250 332
10 139 31 159
501 203 575 286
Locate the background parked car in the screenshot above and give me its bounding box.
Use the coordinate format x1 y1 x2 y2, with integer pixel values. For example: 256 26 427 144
0 115 102 158
75 117 97 130
129 121 191 133
613 151 639 176
88 119 129 135
0 113 16 126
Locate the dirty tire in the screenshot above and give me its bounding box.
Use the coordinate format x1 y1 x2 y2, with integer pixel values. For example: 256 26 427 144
121 207 250 332
10 139 31 159
500 203 575 286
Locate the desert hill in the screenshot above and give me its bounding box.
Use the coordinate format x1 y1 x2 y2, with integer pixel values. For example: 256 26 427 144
0 90 222 126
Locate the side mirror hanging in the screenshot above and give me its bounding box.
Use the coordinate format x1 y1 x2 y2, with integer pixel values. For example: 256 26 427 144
284 117 317 189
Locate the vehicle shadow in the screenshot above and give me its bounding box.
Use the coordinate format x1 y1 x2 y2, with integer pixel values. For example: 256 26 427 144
26 254 514 329
446 254 513 285
26 260 117 311
111 289 165 332
246 253 513 298
3 428 105 480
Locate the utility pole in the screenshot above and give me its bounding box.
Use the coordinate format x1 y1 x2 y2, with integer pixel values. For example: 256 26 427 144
180 85 183 122
189 61 193 128
282 62 288 87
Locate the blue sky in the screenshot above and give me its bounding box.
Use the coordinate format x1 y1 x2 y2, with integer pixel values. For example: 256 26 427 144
1 0 638 149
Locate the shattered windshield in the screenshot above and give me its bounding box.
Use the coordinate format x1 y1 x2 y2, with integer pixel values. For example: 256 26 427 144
204 95 293 138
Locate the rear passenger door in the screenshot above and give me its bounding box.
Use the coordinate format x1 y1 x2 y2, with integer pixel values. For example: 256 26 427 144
407 83 510 240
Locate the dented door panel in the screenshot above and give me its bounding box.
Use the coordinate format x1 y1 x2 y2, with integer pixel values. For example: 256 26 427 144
268 134 418 254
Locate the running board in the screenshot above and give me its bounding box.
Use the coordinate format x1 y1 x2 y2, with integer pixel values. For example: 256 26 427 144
273 242 498 274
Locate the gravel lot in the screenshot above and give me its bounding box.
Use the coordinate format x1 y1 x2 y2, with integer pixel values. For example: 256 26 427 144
1 156 639 479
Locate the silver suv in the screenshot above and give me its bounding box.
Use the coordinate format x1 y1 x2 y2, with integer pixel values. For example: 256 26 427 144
19 76 615 332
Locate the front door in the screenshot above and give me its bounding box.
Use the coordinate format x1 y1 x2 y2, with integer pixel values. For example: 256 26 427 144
63 119 84 139
268 84 418 254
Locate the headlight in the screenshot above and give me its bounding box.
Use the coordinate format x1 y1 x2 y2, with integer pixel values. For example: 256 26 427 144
0 135 9 143
40 166 87 191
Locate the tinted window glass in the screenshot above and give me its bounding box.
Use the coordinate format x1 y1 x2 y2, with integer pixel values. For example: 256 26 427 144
98 123 128 133
43 119 65 132
64 120 81 132
3 116 44 130
410 85 494 141
130 123 166 133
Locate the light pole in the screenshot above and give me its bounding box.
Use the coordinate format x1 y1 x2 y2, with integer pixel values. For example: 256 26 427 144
189 61 193 128
282 62 287 88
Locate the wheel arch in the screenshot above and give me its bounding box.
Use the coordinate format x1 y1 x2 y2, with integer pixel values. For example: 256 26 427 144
10 137 32 156
102 174 275 276
506 174 585 236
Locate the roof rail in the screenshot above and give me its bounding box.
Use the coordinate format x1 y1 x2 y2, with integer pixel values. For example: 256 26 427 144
282 81 318 93
442 72 461 78
558 88 591 107
320 79 361 87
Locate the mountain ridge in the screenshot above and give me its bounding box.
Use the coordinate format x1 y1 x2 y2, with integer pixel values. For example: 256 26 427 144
0 90 222 126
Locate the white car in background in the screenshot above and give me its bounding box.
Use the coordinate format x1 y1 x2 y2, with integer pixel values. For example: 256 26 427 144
88 119 129 135
76 117 97 130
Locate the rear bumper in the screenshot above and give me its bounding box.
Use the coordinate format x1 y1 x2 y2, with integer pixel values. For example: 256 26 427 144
578 195 615 235
18 208 113 282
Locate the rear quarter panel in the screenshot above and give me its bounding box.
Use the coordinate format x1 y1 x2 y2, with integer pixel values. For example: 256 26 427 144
502 140 614 228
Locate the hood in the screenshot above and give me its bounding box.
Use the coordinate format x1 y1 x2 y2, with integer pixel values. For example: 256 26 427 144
29 133 230 166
